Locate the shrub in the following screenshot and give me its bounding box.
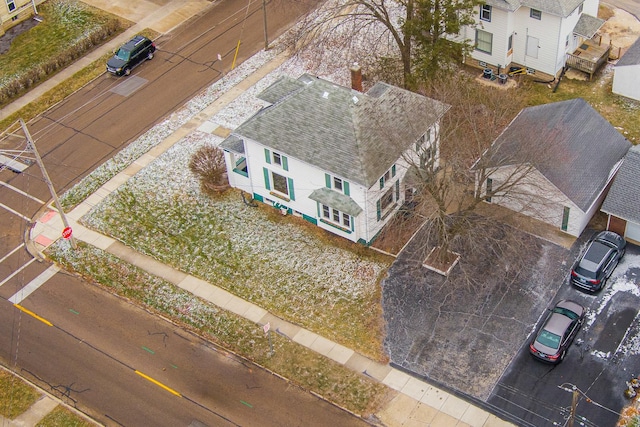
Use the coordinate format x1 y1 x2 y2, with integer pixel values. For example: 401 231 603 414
0 0 124 106
189 145 229 196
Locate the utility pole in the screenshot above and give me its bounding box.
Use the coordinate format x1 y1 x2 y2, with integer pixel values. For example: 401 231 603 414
568 386 579 427
263 0 269 50
19 119 77 249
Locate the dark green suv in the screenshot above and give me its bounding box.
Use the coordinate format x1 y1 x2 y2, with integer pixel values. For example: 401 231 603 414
107 35 156 76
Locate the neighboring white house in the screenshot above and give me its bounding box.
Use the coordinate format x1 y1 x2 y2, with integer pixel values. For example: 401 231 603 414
462 0 604 78
475 98 630 237
612 36 640 101
1 0 43 36
220 73 449 244
601 145 640 244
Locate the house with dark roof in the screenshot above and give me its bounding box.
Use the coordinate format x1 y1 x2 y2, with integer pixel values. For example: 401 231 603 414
461 0 605 78
475 98 630 237
612 37 640 101
220 73 449 244
601 145 640 244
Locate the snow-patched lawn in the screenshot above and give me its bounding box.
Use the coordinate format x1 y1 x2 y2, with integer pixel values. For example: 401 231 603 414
80 51 393 358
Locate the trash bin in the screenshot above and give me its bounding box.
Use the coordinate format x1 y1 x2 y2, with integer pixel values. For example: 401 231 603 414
498 74 507 84
483 68 493 79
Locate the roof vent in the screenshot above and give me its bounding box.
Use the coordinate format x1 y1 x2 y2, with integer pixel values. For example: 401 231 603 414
352 96 359 104
322 91 329 99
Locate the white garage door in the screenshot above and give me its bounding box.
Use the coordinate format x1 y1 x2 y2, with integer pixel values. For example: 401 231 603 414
626 221 640 242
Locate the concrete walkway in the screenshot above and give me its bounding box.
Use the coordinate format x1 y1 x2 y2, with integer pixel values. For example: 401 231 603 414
2 1 515 426
21 46 514 427
0 0 211 121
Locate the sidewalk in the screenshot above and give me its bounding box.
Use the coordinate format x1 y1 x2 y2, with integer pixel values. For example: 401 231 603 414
0 0 211 120
3 1 515 427
21 47 514 427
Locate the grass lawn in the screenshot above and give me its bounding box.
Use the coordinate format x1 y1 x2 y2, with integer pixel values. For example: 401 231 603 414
0 0 125 107
0 369 39 420
46 241 390 416
80 157 392 361
36 406 95 427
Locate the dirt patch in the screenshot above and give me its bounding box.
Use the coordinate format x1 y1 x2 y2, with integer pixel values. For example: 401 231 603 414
370 210 426 256
600 8 640 53
0 17 41 55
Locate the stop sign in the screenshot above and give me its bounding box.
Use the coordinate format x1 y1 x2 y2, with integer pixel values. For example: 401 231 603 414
62 227 73 239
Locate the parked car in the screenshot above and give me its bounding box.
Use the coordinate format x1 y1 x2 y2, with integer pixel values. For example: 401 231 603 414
570 230 626 292
529 300 585 364
107 35 156 76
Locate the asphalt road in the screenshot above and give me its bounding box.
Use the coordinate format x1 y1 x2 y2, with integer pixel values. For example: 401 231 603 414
0 0 368 425
605 0 640 18
0 272 367 426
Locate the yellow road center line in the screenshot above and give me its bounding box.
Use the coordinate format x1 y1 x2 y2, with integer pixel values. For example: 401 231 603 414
134 370 181 397
13 304 53 326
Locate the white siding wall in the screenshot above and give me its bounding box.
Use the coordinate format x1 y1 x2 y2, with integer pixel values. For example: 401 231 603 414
224 135 434 244
613 65 640 101
512 9 563 75
470 6 514 68
479 166 587 236
582 0 599 17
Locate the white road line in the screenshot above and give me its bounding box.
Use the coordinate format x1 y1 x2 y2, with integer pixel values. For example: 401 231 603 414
0 181 45 204
0 258 36 287
0 201 31 221
9 265 60 304
0 243 25 264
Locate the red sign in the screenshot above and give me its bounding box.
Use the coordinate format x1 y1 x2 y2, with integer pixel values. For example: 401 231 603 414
62 227 73 239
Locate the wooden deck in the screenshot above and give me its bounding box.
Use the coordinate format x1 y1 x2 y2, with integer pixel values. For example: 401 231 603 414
566 38 611 80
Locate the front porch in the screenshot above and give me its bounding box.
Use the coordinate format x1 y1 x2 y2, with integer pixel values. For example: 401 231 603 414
566 37 611 80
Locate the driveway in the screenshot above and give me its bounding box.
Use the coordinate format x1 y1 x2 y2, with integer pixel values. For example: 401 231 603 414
381 217 573 400
382 216 640 425
488 241 640 427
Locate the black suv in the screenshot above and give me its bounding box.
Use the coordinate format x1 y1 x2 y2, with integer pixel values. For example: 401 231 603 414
570 230 626 292
107 35 156 76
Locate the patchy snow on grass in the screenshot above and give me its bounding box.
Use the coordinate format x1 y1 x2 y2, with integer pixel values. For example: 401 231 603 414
82 91 390 352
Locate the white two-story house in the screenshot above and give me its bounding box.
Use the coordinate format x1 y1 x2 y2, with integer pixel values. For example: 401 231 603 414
220 73 449 244
462 0 604 78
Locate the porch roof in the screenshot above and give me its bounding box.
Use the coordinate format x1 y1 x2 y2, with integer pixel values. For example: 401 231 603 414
309 187 363 217
573 13 605 38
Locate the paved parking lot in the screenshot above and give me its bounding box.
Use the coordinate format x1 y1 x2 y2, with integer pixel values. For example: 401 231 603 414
490 241 640 426
382 218 640 425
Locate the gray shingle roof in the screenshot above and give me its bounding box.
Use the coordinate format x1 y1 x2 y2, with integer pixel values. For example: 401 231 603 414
617 36 640 67
573 14 605 38
601 145 640 223
309 188 363 216
485 0 583 17
229 74 449 188
483 98 631 211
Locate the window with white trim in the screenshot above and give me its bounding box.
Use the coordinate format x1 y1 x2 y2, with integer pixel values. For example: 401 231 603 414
333 177 343 191
480 5 492 22
322 204 351 228
476 30 493 54
6 0 16 11
530 8 541 19
272 171 288 195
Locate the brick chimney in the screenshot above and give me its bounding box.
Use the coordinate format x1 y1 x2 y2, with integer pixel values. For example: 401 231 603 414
350 63 363 92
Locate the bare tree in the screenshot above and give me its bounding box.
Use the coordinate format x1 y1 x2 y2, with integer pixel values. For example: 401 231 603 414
392 74 555 277
286 0 480 88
